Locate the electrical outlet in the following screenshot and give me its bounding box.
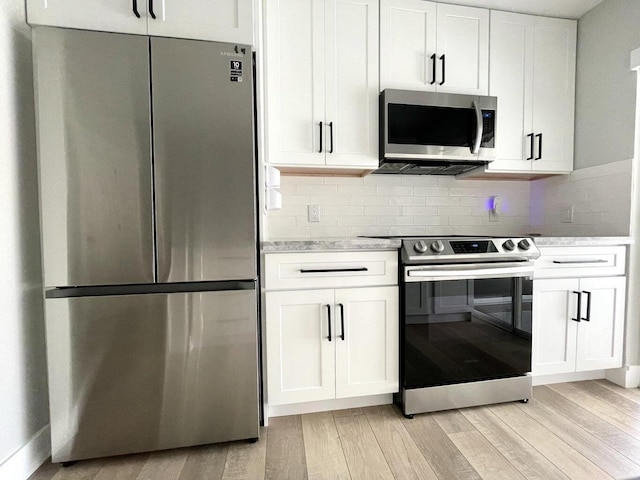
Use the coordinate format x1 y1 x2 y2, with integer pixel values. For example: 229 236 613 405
561 204 574 223
489 210 498 222
308 205 320 223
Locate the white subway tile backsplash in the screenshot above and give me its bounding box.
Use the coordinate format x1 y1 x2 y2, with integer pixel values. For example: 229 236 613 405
364 205 403 217
376 186 413 196
266 160 632 239
401 206 438 216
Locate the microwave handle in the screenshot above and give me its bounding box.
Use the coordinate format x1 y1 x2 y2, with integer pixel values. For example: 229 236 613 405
471 100 483 155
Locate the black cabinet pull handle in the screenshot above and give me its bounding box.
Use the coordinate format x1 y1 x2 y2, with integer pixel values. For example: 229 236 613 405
430 54 436 85
439 54 446 85
319 122 323 153
149 0 156 19
338 303 345 341
535 133 542 160
571 291 582 322
582 291 591 321
526 133 534 160
329 122 334 153
300 267 368 274
326 304 332 341
132 0 141 18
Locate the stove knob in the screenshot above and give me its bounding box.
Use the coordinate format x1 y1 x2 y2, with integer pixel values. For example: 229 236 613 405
502 239 515 251
518 239 531 250
413 240 428 253
430 240 445 253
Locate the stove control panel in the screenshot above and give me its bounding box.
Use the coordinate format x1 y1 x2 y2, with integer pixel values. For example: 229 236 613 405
403 237 540 263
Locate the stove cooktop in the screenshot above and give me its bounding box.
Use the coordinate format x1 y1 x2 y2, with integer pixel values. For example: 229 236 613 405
393 236 541 264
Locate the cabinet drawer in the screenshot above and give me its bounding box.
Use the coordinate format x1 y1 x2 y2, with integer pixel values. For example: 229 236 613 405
534 246 626 279
265 251 398 290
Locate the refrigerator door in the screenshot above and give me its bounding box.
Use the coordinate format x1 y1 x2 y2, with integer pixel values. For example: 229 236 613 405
45 287 259 462
33 27 154 287
152 38 257 283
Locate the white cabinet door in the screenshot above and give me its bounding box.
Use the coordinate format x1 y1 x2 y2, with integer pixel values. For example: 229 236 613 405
532 278 579 375
27 0 148 34
486 13 575 175
380 0 437 91
436 4 488 95
266 0 378 170
266 290 336 405
147 0 253 44
325 0 379 168
488 11 534 171
335 287 399 398
531 17 576 173
575 277 626 371
265 0 325 166
380 1 487 94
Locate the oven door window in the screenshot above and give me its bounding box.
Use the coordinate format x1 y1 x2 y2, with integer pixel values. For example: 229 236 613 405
403 276 532 389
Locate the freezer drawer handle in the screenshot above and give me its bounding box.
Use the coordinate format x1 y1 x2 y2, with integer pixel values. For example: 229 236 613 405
326 304 332 341
571 291 582 322
132 0 141 18
300 267 368 274
338 303 345 341
552 260 608 264
149 0 156 18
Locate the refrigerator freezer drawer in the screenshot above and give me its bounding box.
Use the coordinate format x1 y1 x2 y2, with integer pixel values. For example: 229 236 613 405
45 289 259 462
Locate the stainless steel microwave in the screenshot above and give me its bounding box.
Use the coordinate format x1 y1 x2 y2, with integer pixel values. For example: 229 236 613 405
377 89 497 175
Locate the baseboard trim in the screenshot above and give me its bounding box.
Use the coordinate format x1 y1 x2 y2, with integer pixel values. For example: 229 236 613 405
606 365 640 388
268 394 393 418
532 370 605 386
0 425 50 480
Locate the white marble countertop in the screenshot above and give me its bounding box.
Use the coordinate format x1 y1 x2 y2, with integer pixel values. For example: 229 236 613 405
262 237 402 252
262 236 632 252
532 236 633 246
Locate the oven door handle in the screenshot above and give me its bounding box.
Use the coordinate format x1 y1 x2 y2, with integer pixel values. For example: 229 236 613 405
405 262 534 282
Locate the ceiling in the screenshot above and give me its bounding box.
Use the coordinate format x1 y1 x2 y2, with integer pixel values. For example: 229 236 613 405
431 0 605 19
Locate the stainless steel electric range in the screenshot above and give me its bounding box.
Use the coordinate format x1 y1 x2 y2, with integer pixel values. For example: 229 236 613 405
376 235 541 418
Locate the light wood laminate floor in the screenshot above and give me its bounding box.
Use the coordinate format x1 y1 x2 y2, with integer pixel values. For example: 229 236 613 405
29 380 640 480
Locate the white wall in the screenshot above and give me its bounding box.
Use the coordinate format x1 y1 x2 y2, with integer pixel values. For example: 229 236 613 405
529 158 632 236
574 0 640 169
267 174 532 239
0 0 50 478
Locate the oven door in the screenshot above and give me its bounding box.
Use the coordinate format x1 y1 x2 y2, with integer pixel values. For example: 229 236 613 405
402 262 533 390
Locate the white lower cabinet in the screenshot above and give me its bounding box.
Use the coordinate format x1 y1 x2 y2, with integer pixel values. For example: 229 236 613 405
266 286 399 406
532 276 625 375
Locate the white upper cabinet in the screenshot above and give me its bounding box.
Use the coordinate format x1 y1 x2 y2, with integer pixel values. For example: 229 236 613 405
265 0 379 172
147 0 254 44
27 0 149 35
27 0 254 44
487 11 576 174
380 0 488 95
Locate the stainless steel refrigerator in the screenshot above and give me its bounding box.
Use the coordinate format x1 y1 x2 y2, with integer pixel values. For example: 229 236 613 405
33 27 260 463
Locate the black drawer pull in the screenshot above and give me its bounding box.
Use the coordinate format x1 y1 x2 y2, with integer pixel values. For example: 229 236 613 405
338 303 345 341
571 291 581 322
582 291 591 322
300 267 369 274
132 0 141 18
326 304 332 342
